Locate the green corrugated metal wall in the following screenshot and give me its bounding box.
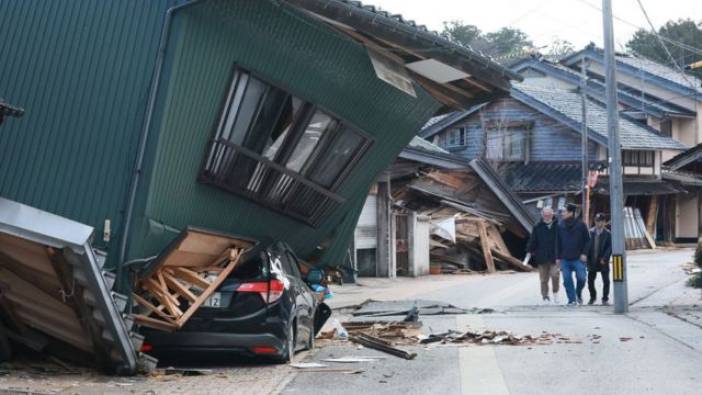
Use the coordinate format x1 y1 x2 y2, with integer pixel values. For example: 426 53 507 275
0 0 173 255
128 0 441 265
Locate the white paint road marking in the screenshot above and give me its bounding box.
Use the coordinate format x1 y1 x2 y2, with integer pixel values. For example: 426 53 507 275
457 315 510 395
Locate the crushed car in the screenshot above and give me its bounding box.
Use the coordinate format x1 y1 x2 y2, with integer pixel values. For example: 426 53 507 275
134 229 331 363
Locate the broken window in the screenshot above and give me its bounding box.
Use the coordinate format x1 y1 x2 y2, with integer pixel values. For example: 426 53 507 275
201 67 371 226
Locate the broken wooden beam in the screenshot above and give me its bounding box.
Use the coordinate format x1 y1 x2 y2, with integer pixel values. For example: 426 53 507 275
491 249 533 272
477 221 496 273
349 334 417 360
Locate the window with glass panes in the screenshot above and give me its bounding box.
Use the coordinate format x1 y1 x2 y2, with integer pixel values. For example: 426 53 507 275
201 67 372 225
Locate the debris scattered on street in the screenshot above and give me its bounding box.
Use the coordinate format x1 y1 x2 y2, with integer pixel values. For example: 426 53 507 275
163 367 213 376
420 329 575 346
351 299 468 317
349 334 417 360
320 357 384 363
290 362 329 369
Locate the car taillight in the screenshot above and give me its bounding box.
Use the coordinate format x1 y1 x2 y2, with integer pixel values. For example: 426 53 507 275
250 346 277 355
238 279 284 304
141 342 153 353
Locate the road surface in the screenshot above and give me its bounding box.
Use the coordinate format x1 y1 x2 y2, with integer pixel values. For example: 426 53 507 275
282 248 702 395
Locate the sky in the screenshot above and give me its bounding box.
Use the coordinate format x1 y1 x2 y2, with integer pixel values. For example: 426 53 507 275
367 0 702 51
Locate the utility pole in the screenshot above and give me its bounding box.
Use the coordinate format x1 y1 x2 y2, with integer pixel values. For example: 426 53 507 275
580 58 589 225
602 0 628 313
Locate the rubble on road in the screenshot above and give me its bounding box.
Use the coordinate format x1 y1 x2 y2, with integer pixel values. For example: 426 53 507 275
349 334 417 360
350 299 468 317
420 329 566 346
392 169 534 274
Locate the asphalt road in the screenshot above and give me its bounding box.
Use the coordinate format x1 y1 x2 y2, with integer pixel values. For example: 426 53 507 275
282 248 702 395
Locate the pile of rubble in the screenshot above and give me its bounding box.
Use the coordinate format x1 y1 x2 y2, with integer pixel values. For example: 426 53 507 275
393 170 533 274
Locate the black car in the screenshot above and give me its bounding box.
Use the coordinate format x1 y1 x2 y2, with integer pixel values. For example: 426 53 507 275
141 240 331 362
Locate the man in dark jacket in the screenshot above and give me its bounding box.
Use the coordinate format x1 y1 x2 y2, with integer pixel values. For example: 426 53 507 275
526 207 560 303
587 213 612 305
557 203 590 305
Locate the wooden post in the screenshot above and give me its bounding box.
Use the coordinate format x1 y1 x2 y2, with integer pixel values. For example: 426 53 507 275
646 195 658 238
376 177 392 278
477 221 496 273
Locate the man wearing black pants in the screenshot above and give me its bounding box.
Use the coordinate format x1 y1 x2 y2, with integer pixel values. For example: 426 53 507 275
587 213 612 305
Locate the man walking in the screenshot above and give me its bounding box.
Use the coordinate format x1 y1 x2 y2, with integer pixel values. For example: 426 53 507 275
526 207 560 304
587 213 612 305
556 203 590 305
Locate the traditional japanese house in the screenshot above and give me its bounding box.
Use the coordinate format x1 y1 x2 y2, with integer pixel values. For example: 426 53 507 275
421 58 689 244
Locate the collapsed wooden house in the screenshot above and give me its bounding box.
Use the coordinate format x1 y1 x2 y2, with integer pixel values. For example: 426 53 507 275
352 139 536 277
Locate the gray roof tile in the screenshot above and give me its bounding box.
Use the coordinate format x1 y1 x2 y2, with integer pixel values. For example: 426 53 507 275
513 79 688 151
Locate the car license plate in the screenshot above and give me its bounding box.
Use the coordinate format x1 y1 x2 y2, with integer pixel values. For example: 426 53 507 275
205 292 222 308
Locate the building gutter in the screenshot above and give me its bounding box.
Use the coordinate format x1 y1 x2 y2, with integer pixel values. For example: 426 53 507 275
117 0 207 289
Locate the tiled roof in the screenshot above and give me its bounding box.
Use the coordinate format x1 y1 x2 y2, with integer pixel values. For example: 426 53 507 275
616 54 702 94
512 79 688 151
511 57 694 117
323 1 522 82
495 161 582 193
664 142 702 170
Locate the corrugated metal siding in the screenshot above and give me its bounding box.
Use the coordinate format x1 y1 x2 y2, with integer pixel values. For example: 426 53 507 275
128 0 441 265
0 0 171 252
438 98 599 162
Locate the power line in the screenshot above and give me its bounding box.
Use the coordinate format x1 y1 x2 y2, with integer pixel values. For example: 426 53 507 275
574 0 702 56
634 0 698 90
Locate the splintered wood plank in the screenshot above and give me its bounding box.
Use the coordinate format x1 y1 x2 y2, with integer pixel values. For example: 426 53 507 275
170 267 210 290
175 254 240 327
132 293 177 322
143 278 183 318
134 314 178 332
162 273 197 303
485 224 509 254
477 221 496 273
491 248 533 272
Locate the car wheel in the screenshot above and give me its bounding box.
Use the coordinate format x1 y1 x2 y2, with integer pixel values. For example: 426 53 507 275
279 319 296 364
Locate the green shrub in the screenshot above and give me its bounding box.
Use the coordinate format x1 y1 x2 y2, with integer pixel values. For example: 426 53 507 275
695 241 702 268
687 273 702 288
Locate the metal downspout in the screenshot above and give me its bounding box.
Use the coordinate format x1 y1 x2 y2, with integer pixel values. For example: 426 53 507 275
117 0 206 290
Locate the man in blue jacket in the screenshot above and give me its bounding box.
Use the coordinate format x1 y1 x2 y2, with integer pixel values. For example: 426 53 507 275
557 203 591 305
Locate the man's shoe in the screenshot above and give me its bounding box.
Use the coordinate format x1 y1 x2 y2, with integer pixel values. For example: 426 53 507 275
567 301 577 306
602 300 610 306
576 297 583 305
588 299 596 305
542 296 551 305
552 292 560 304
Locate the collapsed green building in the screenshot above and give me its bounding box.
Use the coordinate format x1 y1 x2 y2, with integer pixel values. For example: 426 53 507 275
0 0 519 286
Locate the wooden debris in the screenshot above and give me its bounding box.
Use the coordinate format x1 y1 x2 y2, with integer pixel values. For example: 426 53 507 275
133 232 253 332
349 334 417 360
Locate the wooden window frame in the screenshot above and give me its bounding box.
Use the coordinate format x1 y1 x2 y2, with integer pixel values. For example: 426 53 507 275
199 65 374 226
